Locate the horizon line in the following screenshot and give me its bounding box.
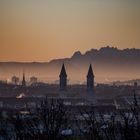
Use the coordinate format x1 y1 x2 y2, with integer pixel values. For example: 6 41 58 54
0 46 139 63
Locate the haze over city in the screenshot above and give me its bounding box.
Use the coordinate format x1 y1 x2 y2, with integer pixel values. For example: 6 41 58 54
0 1 140 140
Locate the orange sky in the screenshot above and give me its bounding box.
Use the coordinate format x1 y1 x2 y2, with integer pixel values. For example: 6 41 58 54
0 0 140 62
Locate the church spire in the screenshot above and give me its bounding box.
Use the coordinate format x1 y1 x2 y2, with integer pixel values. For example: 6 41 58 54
87 64 94 78
59 63 67 91
87 64 94 92
22 72 26 87
60 63 67 77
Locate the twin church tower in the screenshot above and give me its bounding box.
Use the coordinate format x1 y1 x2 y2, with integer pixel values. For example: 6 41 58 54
59 64 94 93
21 63 95 94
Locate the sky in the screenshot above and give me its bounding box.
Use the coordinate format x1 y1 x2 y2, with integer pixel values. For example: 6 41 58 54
0 0 140 62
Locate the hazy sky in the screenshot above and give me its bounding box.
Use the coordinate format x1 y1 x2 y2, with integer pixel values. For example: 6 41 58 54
0 0 140 62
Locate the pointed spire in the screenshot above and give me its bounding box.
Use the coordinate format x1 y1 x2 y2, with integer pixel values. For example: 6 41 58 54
87 64 94 77
22 71 26 86
87 64 94 93
23 72 25 80
59 63 67 91
59 63 67 77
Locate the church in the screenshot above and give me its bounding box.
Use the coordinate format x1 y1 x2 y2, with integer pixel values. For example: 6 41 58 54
59 63 94 93
57 63 96 104
7 63 97 105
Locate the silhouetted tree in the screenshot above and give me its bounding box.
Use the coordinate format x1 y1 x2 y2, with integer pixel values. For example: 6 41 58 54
37 97 68 140
76 107 102 140
76 90 140 140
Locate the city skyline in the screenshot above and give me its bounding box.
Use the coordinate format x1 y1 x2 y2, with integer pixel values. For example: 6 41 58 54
1 0 140 62
0 1 140 139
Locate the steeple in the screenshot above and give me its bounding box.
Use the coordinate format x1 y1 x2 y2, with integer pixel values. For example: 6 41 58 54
60 63 67 77
59 63 67 91
87 64 94 78
22 72 26 87
87 64 94 92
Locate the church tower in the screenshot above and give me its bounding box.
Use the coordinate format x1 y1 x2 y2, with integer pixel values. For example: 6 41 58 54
59 63 67 91
87 64 94 92
22 72 26 87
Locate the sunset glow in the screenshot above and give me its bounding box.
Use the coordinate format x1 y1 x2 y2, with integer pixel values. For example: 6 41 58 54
1 0 140 62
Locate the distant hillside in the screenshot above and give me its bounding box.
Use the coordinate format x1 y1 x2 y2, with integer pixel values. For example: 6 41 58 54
0 46 140 83
51 46 140 65
110 79 140 86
